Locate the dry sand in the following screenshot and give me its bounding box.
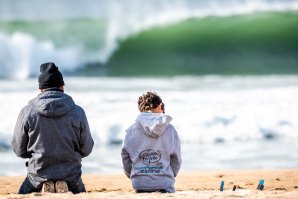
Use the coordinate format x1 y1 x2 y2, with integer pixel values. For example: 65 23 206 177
0 169 297 198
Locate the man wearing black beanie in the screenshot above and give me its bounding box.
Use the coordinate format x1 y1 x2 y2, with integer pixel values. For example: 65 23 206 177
11 62 94 194
38 62 65 90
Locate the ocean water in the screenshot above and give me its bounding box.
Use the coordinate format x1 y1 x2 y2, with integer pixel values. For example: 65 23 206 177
1 0 298 77
1 0 298 176
0 75 298 175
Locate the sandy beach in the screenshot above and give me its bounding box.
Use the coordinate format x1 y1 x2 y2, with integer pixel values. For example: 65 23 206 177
0 169 297 198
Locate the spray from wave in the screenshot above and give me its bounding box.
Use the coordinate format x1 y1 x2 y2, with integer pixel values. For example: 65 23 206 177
0 32 80 79
0 0 298 78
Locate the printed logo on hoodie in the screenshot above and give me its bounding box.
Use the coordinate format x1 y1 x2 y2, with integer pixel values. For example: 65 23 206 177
137 149 164 174
139 149 161 164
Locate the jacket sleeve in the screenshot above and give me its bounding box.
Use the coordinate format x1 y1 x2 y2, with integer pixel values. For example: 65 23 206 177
121 133 132 178
79 109 94 158
170 127 182 177
11 107 31 159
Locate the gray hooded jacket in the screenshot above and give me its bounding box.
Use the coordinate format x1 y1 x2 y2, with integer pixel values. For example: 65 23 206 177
11 90 94 189
121 112 181 193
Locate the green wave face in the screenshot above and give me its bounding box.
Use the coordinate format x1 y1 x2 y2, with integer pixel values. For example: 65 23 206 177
106 12 298 76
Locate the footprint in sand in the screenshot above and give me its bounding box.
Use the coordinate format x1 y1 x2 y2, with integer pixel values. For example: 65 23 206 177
275 188 287 191
216 174 224 178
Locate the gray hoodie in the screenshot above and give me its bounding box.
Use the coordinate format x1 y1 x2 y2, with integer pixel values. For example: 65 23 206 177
11 90 94 189
121 112 181 193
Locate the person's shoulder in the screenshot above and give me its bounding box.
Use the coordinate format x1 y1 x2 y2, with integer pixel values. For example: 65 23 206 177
18 104 37 121
165 123 177 132
22 104 35 114
71 105 88 118
164 124 179 137
73 104 84 111
124 123 141 137
125 123 137 133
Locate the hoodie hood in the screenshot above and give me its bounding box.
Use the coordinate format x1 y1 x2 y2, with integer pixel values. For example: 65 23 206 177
29 91 75 117
136 112 172 138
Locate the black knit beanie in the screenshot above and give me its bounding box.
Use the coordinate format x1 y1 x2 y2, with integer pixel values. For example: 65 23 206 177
38 62 64 89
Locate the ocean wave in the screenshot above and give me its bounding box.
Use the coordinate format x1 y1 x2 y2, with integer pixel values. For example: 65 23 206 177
0 0 298 78
105 12 298 76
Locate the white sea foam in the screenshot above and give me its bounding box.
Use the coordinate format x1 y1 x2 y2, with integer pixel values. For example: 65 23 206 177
0 32 81 79
1 75 298 174
1 75 297 144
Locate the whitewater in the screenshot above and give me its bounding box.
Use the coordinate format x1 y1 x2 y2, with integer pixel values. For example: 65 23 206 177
1 76 298 175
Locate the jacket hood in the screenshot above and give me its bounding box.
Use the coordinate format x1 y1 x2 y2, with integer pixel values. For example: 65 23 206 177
136 112 172 138
29 91 75 117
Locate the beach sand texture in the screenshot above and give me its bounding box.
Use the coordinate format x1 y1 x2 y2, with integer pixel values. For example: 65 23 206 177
0 169 297 198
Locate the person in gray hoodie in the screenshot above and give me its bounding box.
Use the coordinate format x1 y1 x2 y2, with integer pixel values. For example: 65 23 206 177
11 62 94 194
121 91 182 193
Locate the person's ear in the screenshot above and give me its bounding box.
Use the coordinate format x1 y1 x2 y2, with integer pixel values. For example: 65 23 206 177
59 85 64 91
156 103 163 113
161 103 165 113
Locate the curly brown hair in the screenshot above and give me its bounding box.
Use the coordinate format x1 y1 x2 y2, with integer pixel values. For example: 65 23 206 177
138 91 164 112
